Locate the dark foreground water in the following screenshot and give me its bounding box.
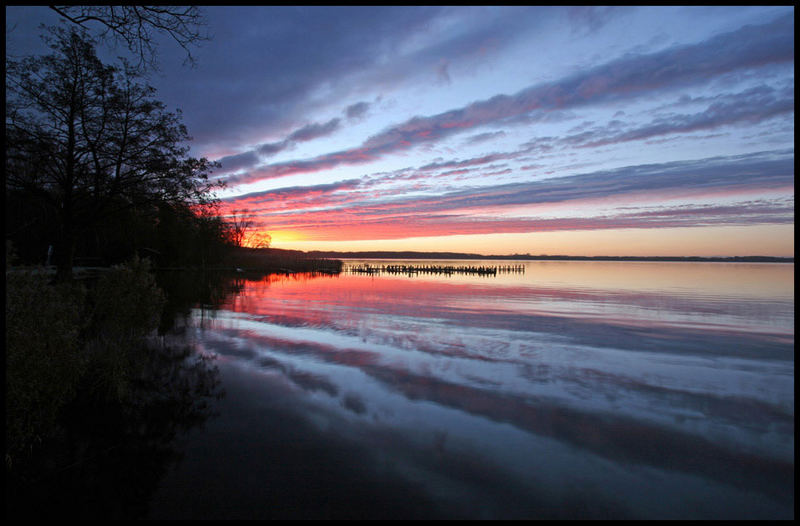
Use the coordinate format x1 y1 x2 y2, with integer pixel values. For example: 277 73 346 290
139 260 794 519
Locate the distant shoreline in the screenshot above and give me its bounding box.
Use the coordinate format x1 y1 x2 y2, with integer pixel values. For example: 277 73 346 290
287 249 793 264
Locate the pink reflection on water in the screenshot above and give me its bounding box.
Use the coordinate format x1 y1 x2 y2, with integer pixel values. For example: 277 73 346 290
218 263 793 339
188 261 793 518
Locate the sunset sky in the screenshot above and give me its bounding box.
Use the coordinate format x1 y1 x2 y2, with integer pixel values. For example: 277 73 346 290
6 6 794 256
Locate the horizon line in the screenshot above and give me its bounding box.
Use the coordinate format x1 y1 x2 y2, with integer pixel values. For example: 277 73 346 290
256 248 794 261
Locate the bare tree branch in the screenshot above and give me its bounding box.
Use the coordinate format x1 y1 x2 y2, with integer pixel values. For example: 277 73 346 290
225 209 271 249
48 5 210 71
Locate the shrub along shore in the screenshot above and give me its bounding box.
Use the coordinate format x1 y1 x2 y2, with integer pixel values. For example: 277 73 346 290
6 254 228 519
6 257 167 469
5 246 342 470
218 247 343 275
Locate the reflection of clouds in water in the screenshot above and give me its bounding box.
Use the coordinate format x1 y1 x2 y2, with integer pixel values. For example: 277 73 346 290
199 318 792 518
188 263 793 518
198 308 792 454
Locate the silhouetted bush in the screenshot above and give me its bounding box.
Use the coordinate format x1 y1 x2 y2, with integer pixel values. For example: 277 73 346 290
6 256 224 519
82 256 166 400
6 256 166 466
6 270 87 467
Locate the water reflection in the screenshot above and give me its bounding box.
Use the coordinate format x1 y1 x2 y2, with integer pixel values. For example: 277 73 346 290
150 262 793 519
7 339 224 520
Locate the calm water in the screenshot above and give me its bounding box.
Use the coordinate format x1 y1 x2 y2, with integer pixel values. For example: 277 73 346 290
148 260 794 519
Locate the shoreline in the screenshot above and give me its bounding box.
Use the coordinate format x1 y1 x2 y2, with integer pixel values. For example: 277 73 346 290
298 251 794 264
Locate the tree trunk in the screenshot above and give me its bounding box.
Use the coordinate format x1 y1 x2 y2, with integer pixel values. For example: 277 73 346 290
55 222 76 282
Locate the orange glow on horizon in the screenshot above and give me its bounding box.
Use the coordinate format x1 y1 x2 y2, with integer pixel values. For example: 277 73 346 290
267 224 794 258
259 229 305 247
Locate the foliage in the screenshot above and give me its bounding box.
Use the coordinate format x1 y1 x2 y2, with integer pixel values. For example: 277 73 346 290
6 270 88 466
5 26 221 280
226 209 250 248
90 256 165 337
6 337 222 520
83 256 166 400
5 256 167 467
5 23 267 276
6 263 224 519
245 231 273 249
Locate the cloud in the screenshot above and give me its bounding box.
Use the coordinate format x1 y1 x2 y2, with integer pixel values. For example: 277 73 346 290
463 131 506 145
396 150 793 214
147 6 551 154
220 178 364 213
229 13 793 187
232 178 362 202
563 85 794 149
217 150 261 172
436 59 451 85
224 150 793 240
287 118 342 142
364 13 793 146
345 101 370 120
418 153 515 173
567 6 623 35
214 117 345 176
255 197 794 242
616 200 794 221
257 140 292 156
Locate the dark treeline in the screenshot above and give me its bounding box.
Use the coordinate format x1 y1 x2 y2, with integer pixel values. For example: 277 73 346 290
5 26 234 279
228 247 342 274
6 191 233 272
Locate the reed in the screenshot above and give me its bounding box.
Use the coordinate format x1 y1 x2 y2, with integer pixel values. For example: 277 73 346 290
224 247 343 274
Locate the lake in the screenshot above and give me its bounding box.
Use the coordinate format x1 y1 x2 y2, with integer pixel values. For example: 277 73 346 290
147 260 794 519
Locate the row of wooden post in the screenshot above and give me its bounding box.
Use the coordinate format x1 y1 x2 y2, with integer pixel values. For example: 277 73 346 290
346 264 525 276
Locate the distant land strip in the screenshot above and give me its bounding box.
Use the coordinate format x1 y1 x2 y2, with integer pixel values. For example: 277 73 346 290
270 249 793 263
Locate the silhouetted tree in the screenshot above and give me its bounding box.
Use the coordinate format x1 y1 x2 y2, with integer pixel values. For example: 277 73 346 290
195 204 232 268
6 27 220 280
246 231 272 249
226 209 272 249
227 209 252 248
48 5 210 70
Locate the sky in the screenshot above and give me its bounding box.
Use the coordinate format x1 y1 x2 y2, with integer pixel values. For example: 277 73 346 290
5 6 795 256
